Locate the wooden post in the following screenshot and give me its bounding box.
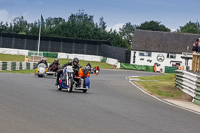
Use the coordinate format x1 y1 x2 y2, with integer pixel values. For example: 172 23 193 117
192 54 200 72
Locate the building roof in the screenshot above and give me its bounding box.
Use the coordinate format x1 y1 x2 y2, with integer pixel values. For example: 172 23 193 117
132 30 200 54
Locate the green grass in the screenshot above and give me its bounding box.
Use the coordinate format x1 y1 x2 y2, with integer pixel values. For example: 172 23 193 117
133 74 184 99
46 58 113 69
0 53 113 74
0 54 25 62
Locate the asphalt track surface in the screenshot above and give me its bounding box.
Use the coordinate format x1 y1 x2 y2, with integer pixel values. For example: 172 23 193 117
0 69 200 133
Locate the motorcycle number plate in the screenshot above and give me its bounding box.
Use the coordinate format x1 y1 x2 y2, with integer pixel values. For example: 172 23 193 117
66 66 73 72
66 66 72 69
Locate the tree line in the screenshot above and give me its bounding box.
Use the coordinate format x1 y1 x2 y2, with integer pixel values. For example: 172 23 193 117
0 10 199 49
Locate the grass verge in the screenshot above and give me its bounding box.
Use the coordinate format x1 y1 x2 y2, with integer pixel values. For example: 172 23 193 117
131 74 191 100
0 54 25 62
0 53 113 74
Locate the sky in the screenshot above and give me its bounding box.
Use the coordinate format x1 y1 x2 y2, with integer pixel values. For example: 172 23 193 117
0 0 199 32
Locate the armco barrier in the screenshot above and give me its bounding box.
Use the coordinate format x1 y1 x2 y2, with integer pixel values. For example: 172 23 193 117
120 63 154 72
58 53 103 62
0 48 29 56
0 61 37 71
58 53 119 65
175 70 200 106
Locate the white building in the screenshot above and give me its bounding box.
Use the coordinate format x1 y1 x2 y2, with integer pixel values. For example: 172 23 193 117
131 30 200 72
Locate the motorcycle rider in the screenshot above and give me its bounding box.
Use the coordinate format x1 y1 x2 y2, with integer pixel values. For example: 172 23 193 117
86 62 92 73
93 65 100 73
37 57 48 68
78 66 90 78
55 57 80 86
48 58 60 72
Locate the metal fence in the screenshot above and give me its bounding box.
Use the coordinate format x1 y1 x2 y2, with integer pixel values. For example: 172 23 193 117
0 32 130 63
175 70 200 106
100 44 130 63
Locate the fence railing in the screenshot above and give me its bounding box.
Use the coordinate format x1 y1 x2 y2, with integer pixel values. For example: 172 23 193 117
175 70 200 106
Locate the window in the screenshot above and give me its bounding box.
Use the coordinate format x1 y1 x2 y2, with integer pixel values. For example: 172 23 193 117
139 52 152 57
167 53 176 59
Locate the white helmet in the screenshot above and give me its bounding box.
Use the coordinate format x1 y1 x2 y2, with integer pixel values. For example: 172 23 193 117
42 57 47 61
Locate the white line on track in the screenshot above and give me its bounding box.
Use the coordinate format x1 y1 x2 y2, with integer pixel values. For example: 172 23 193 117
127 78 200 115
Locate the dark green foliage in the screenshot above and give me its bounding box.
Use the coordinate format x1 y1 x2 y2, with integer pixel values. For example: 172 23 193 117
137 20 171 32
119 22 136 49
0 10 130 49
178 21 200 34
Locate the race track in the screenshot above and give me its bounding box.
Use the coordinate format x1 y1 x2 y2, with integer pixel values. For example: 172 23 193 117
0 69 200 133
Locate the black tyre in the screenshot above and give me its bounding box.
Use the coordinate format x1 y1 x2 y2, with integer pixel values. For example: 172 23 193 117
67 78 73 93
83 90 87 93
57 85 62 91
38 75 43 77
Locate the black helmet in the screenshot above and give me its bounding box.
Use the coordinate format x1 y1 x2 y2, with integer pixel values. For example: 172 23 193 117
73 58 79 64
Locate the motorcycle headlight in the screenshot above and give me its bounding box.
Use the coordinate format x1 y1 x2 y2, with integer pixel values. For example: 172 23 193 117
39 68 45 73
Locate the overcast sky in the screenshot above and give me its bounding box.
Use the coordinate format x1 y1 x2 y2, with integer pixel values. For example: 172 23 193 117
0 0 199 32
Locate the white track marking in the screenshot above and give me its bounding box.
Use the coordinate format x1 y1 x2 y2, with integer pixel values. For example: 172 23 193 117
128 79 200 115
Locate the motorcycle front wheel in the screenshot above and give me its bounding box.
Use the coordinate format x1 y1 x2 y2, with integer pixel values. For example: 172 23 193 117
67 78 73 93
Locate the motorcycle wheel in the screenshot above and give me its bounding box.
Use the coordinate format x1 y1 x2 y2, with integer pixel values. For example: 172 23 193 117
57 85 62 91
38 75 43 77
67 78 73 93
83 90 87 93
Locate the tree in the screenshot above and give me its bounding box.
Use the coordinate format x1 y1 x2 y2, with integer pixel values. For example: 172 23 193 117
0 21 8 32
119 22 135 49
44 17 65 36
0 11 133 49
99 17 106 31
178 21 200 34
68 10 94 24
28 21 40 35
137 20 170 32
12 16 28 34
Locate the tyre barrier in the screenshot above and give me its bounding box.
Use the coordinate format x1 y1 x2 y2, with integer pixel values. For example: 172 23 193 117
0 61 37 71
175 70 200 106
